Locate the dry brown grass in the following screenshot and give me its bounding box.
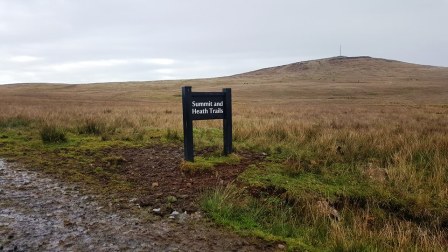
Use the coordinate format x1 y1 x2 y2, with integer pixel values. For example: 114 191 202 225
1 56 448 249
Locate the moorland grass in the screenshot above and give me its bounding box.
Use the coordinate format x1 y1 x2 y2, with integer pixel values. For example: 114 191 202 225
40 124 67 143
1 98 447 250
1 61 447 250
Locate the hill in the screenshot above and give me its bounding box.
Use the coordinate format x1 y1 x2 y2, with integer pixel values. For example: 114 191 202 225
221 56 448 104
232 56 448 81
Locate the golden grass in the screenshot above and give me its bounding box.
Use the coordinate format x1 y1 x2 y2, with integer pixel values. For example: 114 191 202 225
1 57 447 249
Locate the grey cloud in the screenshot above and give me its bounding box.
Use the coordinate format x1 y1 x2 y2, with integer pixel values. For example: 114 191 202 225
0 0 447 84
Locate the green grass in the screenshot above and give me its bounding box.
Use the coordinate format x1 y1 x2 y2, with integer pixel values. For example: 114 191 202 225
40 124 67 143
239 162 382 202
181 153 241 173
201 182 414 251
0 116 32 128
201 185 318 251
200 157 448 250
0 126 142 196
193 127 224 147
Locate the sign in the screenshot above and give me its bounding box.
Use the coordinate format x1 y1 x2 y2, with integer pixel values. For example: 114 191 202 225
182 86 232 162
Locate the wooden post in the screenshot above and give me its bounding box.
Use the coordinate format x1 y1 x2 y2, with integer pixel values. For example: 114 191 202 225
182 86 194 161
223 88 232 155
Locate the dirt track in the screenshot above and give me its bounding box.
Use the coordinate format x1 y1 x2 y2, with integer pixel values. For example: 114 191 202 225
0 159 273 251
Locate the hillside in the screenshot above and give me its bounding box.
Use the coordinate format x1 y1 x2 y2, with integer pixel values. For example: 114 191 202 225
221 56 448 105
232 56 448 82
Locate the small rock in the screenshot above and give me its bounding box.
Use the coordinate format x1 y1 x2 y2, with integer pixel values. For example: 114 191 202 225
152 208 162 215
169 210 180 219
277 244 286 250
81 195 92 201
151 182 159 188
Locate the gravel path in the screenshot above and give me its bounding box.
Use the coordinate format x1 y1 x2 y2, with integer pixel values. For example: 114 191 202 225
0 159 272 251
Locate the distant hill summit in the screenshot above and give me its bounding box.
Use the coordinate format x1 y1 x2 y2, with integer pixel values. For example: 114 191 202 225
232 56 448 83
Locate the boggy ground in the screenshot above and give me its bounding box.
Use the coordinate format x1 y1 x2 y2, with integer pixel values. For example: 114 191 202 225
0 158 276 251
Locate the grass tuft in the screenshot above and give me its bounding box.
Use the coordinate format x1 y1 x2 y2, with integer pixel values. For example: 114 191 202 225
40 124 67 143
77 119 104 135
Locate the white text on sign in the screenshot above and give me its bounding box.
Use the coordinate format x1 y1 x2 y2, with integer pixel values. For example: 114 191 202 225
192 101 224 115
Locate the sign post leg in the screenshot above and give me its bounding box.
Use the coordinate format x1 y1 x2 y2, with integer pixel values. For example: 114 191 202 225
223 88 232 155
182 86 194 161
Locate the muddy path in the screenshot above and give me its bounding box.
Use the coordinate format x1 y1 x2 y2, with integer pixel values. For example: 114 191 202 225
0 159 274 251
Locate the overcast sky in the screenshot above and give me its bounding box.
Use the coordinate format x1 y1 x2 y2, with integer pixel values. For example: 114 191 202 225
0 0 447 84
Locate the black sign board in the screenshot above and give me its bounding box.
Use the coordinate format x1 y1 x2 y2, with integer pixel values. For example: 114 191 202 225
182 86 232 162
